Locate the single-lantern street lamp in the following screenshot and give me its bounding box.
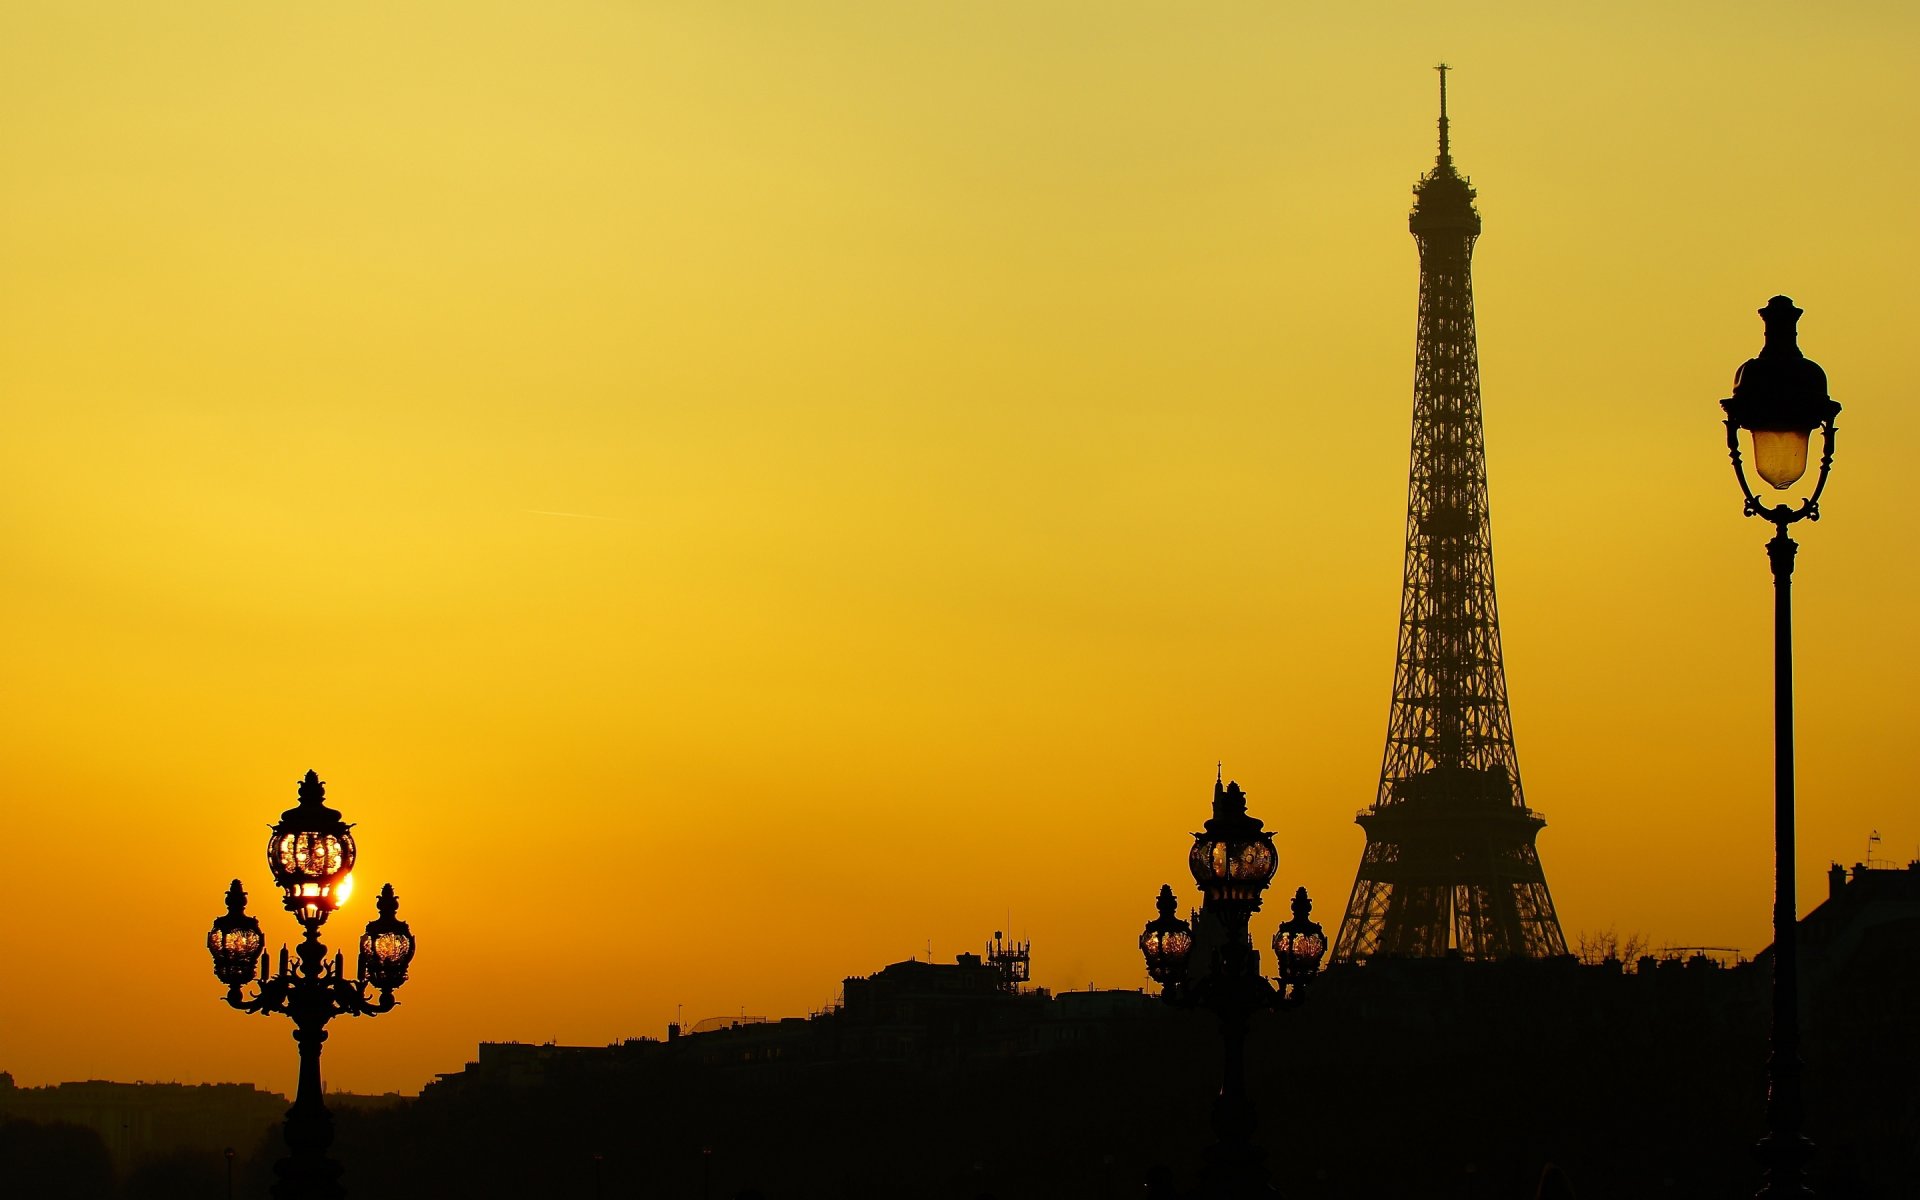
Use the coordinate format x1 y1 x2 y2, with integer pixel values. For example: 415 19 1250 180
1138 772 1327 1198
207 770 419 1200
1720 296 1840 1200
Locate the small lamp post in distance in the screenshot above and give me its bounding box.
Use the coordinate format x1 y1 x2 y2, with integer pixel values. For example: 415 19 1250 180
205 770 418 1200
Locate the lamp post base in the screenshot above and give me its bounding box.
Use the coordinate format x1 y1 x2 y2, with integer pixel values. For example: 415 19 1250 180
1756 1130 1814 1200
1191 1146 1279 1200
271 1155 344 1200
273 1023 342 1200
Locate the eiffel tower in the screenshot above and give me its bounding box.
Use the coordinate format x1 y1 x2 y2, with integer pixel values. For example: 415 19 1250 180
1330 68 1568 963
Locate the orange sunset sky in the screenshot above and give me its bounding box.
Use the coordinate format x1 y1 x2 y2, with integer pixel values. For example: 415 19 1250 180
2 3 1917 1097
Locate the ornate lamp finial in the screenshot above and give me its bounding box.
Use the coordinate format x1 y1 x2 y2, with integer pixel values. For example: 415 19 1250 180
1759 295 1804 355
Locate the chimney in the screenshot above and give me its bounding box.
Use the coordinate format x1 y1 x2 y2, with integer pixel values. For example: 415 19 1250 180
1828 862 1847 900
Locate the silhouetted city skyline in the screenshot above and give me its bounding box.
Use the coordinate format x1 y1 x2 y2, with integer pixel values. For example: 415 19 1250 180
4 8 1919 1199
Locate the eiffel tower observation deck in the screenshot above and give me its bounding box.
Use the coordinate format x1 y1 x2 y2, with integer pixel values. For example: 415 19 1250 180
1331 69 1569 963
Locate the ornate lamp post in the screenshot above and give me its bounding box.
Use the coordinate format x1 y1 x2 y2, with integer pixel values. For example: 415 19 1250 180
1137 773 1326 1199
1720 296 1839 1200
206 771 418 1200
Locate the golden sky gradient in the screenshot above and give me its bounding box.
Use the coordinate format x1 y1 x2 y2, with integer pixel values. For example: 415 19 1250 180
3 3 1917 1096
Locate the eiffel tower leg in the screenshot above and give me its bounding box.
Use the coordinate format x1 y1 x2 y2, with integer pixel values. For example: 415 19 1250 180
1757 526 1813 1198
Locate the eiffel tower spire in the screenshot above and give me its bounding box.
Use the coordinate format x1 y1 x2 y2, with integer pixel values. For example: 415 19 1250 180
1331 72 1568 963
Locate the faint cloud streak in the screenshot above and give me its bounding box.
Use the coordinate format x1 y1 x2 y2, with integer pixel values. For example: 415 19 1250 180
519 509 622 522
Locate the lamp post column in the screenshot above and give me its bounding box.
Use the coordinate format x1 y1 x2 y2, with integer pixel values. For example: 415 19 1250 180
1760 525 1809 1199
275 1021 340 1200
273 923 343 1200
1209 1007 1259 1191
1210 946 1256 1166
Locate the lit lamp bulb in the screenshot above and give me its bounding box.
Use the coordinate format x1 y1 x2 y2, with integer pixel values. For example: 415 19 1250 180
207 880 265 987
266 771 357 924
1749 428 1812 491
1271 887 1329 986
1188 778 1277 912
1139 884 1195 986
358 883 416 992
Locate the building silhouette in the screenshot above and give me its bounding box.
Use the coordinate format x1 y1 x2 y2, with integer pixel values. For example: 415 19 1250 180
349 893 1918 1200
0 1076 287 1173
13 877 1908 1199
1792 858 1920 996
425 938 1165 1097
1332 69 1568 963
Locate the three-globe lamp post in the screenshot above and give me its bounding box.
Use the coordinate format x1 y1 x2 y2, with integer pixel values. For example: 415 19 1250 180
1139 773 1327 1199
206 771 418 1200
1720 296 1839 1200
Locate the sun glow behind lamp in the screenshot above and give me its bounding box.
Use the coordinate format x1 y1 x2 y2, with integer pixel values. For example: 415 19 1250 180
267 770 358 924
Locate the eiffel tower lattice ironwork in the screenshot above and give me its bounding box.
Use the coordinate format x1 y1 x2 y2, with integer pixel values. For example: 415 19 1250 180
1331 67 1568 963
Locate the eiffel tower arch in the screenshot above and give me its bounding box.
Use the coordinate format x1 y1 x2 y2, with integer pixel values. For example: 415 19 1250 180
1331 69 1569 964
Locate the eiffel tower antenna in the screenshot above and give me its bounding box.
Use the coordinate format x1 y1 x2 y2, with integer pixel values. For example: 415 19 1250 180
1331 71 1568 963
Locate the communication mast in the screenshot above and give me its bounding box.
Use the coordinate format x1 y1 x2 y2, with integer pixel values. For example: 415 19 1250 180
986 930 1031 992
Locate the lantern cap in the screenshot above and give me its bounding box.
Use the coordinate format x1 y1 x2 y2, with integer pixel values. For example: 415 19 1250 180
1289 886 1312 920
1723 296 1837 433
1202 776 1266 839
223 879 248 915
273 770 352 835
1142 885 1192 938
374 882 400 918
1155 884 1178 919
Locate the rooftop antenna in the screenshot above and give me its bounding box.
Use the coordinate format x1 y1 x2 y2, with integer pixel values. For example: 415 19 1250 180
1867 829 1882 867
1435 63 1452 166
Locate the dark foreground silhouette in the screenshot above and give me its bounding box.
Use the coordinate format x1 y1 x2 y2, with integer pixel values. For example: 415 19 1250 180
353 953 1912 1199
7 886 1914 1199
